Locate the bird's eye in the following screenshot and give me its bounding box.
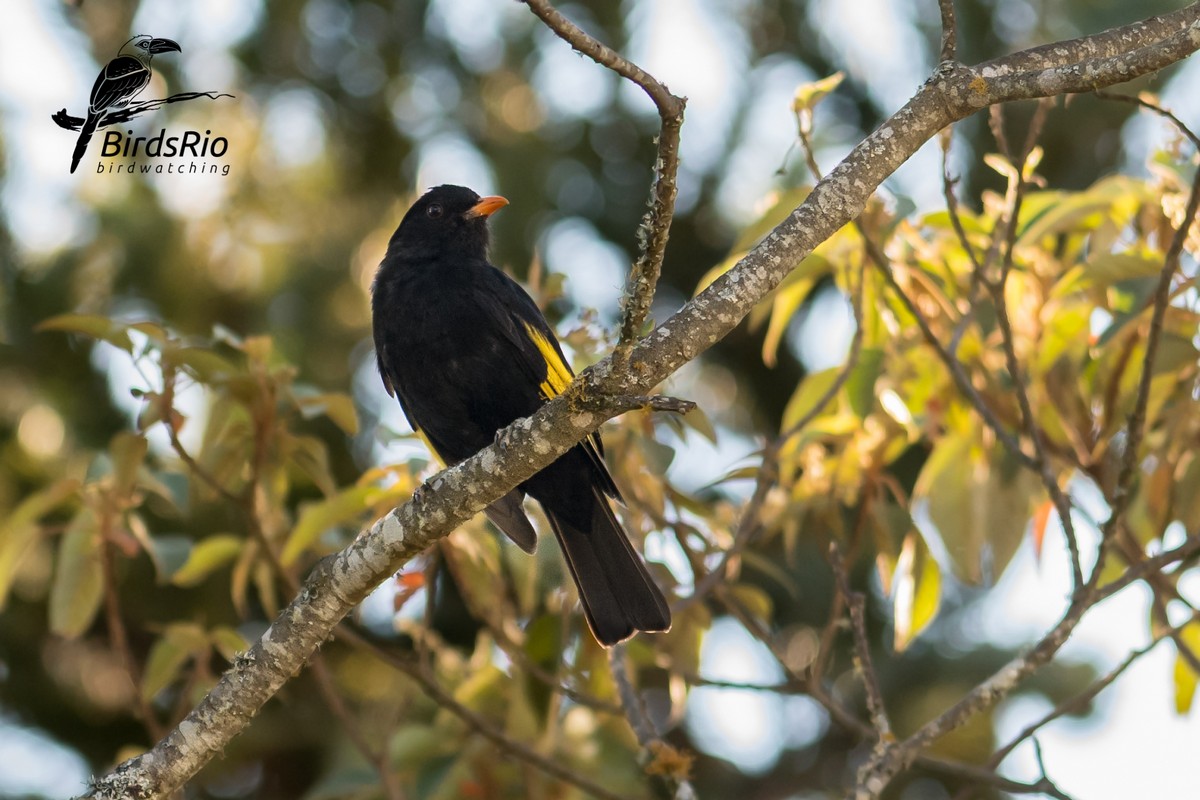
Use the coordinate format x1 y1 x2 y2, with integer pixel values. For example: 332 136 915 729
139 41 148 48
426 203 444 219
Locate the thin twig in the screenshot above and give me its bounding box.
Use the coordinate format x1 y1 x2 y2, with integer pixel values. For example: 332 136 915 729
1090 125 1200 588
829 543 891 740
984 129 1084 587
341 628 628 800
1092 90 1200 149
874 252 1039 471
522 0 686 367
308 658 405 800
99 518 166 742
607 646 699 799
937 0 958 62
988 610 1200 771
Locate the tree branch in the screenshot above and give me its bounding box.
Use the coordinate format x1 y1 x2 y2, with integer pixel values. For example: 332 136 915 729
521 0 686 367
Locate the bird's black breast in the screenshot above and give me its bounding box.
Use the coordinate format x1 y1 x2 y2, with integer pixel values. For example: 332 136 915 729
373 258 547 462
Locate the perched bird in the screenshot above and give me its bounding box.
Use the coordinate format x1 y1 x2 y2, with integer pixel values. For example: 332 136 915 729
71 35 181 173
371 185 671 645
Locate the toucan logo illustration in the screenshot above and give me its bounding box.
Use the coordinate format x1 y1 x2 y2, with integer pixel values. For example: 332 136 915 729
52 35 232 174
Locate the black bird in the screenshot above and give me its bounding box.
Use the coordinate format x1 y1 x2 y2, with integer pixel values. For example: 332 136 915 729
71 35 181 173
372 185 671 645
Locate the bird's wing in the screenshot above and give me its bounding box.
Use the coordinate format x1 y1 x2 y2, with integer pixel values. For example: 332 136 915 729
377 326 540 553
485 267 624 502
89 56 150 113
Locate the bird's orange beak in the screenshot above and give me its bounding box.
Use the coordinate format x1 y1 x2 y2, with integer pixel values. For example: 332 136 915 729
465 195 509 218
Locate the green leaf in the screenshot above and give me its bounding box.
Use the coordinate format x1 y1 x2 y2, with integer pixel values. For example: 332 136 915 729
281 484 407 564
1035 301 1091 376
110 431 148 495
913 431 1041 584
389 725 449 769
638 437 676 476
1082 251 1165 289
209 626 247 661
762 277 814 367
680 405 718 444
166 345 238 382
1174 622 1200 714
1095 276 1157 347
49 508 105 638
781 367 841 431
0 479 79 609
1017 176 1151 245
141 624 208 700
36 313 133 352
728 583 773 625
142 637 191 701
893 532 941 651
297 392 360 436
846 348 884 418
171 534 243 587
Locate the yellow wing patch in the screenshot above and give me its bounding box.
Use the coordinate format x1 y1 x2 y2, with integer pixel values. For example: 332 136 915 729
523 322 573 399
412 427 445 466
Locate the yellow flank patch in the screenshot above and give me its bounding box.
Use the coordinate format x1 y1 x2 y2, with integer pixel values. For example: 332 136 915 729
413 427 445 466
523 322 573 399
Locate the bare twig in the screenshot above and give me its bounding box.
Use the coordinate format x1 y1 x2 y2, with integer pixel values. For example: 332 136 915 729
99 522 165 742
1094 103 1200 553
984 127 1084 587
829 543 892 740
938 0 958 62
581 393 697 415
346 630 627 800
607 646 698 799
308 659 405 800
1093 90 1200 149
988 610 1200 771
521 0 686 367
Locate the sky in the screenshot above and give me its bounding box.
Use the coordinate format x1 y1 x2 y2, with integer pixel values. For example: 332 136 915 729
1 0 1198 798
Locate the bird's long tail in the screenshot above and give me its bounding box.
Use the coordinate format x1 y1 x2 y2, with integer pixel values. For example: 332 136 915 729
545 488 670 646
71 113 100 174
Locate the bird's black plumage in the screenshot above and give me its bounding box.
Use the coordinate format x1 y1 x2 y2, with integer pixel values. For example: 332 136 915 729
371 185 670 645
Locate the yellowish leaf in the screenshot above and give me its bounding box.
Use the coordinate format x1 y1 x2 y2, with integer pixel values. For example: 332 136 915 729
296 392 360 436
172 534 243 587
893 532 941 652
36 313 133 352
791 72 845 114
49 508 105 638
1173 622 1200 715
0 479 79 609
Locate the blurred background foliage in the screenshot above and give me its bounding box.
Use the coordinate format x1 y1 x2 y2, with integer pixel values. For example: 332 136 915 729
1 0 1199 798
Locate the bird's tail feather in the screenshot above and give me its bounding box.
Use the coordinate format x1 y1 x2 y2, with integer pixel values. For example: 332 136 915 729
71 114 99 174
485 490 538 554
546 490 670 646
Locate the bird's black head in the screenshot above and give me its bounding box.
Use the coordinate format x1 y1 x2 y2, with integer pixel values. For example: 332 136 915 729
384 185 508 265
